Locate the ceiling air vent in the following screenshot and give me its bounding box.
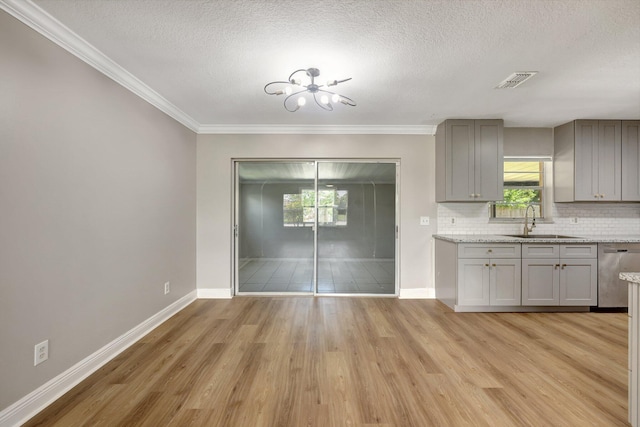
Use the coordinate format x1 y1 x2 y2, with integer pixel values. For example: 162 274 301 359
495 72 538 89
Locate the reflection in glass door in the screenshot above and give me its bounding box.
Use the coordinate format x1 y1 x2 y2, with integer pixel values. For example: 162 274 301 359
236 161 315 294
235 160 397 295
317 162 397 294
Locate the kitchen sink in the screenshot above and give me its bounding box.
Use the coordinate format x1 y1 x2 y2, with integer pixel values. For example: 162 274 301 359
505 234 580 239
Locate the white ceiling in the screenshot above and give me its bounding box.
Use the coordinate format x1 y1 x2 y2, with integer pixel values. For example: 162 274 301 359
15 0 640 131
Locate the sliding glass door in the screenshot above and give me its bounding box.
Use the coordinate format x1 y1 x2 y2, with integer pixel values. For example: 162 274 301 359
236 161 315 293
235 160 398 295
317 162 397 294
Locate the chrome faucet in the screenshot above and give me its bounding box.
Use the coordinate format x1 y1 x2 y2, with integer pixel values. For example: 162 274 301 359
523 204 536 236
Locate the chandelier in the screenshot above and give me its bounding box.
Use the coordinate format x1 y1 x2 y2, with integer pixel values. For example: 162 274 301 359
264 68 356 112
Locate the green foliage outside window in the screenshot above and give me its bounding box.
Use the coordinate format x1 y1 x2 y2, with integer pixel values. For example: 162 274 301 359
284 189 348 226
491 160 545 219
497 189 540 208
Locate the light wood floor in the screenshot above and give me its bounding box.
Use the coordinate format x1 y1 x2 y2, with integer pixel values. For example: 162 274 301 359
24 298 629 426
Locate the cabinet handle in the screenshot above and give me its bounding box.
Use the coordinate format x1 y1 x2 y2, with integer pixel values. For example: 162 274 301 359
492 263 497 267
487 249 492 253
561 264 567 269
554 264 559 269
594 194 599 198
600 194 605 198
485 263 489 267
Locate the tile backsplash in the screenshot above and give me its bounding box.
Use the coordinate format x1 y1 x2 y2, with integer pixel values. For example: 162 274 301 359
437 202 640 235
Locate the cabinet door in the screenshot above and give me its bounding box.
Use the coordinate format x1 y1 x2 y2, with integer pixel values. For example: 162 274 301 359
445 120 475 200
574 120 599 201
622 120 640 201
474 120 504 201
490 259 522 306
597 121 621 201
522 259 559 305
559 259 598 306
457 259 490 305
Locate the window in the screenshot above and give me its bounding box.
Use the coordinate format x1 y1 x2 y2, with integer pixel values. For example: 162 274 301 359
283 189 348 227
490 159 546 219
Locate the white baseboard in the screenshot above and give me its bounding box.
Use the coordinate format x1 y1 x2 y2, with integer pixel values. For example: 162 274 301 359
197 288 233 299
2 284 436 426
0 290 197 427
399 287 435 299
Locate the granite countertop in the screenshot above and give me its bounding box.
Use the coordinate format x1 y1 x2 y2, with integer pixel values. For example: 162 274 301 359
620 272 640 284
434 234 640 244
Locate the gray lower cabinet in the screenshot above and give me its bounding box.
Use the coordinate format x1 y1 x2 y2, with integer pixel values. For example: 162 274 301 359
456 243 521 306
435 239 598 311
521 244 598 306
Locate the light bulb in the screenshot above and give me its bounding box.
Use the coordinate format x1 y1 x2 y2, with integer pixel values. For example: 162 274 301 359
331 94 340 103
297 97 306 107
284 86 292 95
320 95 329 104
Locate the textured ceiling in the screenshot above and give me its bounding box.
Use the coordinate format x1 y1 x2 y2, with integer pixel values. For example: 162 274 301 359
28 0 640 128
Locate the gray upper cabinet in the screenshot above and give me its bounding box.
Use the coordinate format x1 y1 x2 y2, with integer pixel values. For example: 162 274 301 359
554 120 627 202
622 120 640 201
436 119 504 202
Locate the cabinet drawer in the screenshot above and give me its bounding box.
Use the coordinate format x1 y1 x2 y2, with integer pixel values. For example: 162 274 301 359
560 244 597 259
458 244 521 259
522 244 560 258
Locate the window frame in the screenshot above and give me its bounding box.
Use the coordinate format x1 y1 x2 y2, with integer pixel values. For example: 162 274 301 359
283 188 348 228
489 157 552 222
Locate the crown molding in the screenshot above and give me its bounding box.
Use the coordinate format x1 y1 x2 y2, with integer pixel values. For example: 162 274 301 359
198 124 438 135
0 0 200 132
1 0 437 137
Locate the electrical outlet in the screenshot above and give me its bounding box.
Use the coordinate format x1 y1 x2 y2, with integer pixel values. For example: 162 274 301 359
450 217 457 225
570 217 579 224
164 281 170 295
34 340 48 366
420 216 430 226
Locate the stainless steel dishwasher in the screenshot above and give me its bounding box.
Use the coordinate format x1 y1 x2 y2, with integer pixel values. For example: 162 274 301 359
598 243 640 308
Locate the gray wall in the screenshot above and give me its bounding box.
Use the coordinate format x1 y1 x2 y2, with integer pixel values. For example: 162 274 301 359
239 182 396 259
197 134 437 294
0 11 197 411
504 127 553 157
